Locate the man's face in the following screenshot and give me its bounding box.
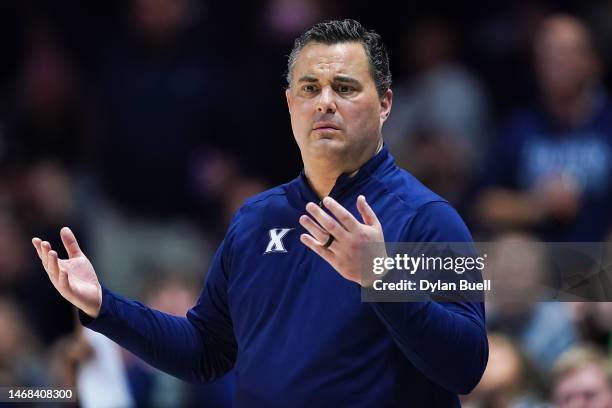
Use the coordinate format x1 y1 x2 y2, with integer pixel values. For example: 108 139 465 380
554 364 612 408
534 17 598 97
286 42 392 167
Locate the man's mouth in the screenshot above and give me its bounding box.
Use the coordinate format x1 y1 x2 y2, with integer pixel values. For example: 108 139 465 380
313 122 340 131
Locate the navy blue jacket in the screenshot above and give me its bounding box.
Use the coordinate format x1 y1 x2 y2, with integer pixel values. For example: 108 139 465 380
81 145 488 407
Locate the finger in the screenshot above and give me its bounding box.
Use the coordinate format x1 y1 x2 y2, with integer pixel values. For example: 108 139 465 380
60 227 83 259
32 237 43 260
305 202 348 240
300 233 336 262
357 195 380 227
41 241 52 270
299 215 330 244
58 267 70 291
47 250 60 284
322 196 360 232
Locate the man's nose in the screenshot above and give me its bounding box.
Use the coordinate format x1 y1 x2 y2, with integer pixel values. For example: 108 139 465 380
315 86 337 114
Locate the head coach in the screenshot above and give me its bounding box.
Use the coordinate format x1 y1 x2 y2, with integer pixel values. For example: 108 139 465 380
32 19 488 407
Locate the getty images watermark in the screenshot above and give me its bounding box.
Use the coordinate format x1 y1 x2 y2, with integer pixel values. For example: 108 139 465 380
370 252 489 293
360 242 612 303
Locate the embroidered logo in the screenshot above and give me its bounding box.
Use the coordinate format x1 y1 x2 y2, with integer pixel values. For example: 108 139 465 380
264 228 293 253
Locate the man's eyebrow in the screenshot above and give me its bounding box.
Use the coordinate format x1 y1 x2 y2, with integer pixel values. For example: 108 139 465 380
296 75 361 84
297 75 319 82
333 75 360 85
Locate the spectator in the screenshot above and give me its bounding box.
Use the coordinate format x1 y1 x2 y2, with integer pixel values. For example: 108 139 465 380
7 21 88 171
485 232 577 373
0 296 45 387
568 302 612 352
462 333 542 408
552 345 612 408
475 14 612 241
86 1 231 297
94 0 231 221
385 18 490 207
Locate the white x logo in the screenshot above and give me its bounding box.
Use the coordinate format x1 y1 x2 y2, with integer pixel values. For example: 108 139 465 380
264 228 294 254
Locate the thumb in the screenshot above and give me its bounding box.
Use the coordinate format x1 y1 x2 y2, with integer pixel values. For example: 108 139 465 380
357 195 379 227
60 227 83 258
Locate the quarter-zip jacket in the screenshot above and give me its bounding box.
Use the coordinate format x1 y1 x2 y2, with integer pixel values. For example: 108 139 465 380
81 145 488 407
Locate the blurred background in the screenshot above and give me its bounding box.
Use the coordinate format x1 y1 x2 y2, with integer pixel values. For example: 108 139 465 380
1 0 612 407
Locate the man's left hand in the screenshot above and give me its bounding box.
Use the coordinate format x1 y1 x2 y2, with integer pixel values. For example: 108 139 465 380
299 195 385 287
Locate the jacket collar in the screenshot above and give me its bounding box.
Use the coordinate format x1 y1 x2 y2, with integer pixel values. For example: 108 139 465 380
295 144 392 203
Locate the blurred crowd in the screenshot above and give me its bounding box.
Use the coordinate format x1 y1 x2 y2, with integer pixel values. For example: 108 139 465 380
1 0 612 407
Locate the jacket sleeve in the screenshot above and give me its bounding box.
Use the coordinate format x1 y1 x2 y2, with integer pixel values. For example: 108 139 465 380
79 236 237 384
368 201 489 394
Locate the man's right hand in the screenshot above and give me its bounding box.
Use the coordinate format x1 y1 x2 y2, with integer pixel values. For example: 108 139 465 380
32 227 102 319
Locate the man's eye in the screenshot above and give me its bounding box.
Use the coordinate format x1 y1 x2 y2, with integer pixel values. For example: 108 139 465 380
337 85 354 94
302 85 317 93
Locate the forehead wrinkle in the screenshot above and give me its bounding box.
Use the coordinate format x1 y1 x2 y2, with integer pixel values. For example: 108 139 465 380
304 58 365 82
313 62 346 77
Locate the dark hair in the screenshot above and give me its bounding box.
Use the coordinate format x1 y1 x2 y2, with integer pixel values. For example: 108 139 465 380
286 19 391 96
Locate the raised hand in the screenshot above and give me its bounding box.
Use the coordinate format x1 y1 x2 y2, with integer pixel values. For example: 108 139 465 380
32 227 102 318
299 195 386 286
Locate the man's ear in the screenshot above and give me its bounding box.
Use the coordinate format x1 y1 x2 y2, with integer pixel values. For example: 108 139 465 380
285 88 292 115
380 89 392 123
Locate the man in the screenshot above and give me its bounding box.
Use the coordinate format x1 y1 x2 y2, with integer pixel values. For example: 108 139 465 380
32 19 488 407
552 346 612 408
476 14 612 242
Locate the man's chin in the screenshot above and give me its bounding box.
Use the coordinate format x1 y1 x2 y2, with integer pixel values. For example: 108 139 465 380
309 137 346 152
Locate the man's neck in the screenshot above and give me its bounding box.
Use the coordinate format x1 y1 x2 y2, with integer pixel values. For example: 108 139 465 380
303 140 383 199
